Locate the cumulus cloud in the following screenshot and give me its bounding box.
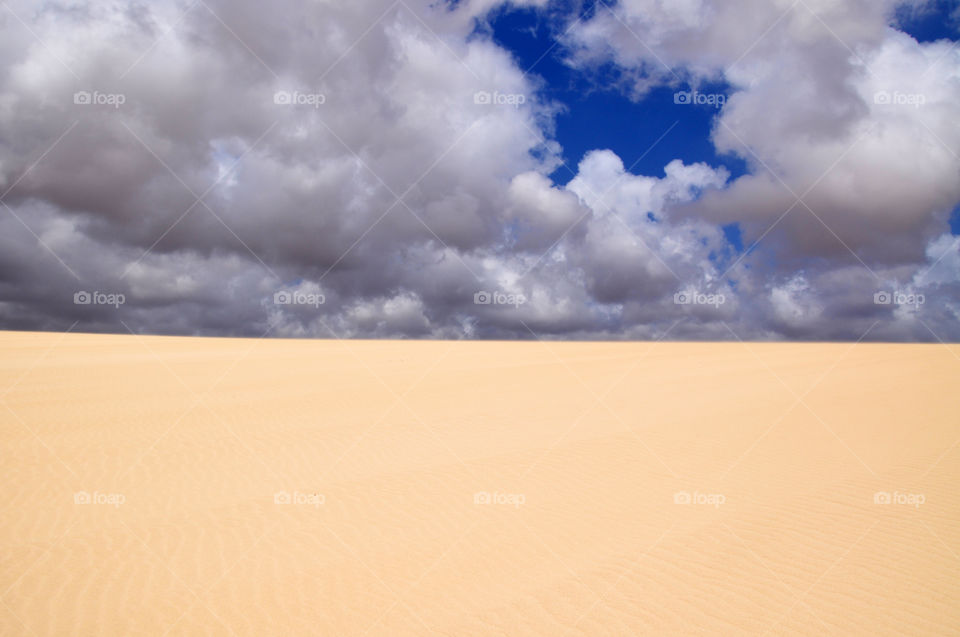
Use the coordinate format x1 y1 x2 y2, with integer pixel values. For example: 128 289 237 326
0 0 957 341
563 0 960 339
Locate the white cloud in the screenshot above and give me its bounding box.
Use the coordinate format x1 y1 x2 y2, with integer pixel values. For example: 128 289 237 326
0 0 957 341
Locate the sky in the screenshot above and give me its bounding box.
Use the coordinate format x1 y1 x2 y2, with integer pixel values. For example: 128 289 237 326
0 0 958 341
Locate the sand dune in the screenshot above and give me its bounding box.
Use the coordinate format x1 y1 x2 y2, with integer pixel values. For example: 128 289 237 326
1 331 958 635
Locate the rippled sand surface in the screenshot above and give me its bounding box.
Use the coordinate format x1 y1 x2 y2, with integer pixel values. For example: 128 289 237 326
1 331 958 635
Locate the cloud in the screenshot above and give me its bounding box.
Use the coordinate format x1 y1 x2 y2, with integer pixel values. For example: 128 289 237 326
561 0 960 339
0 0 957 342
567 1 960 259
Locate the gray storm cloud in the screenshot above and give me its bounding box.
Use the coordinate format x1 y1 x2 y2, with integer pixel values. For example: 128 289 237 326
0 0 958 341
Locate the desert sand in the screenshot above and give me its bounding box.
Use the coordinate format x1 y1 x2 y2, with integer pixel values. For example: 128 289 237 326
1 330 958 635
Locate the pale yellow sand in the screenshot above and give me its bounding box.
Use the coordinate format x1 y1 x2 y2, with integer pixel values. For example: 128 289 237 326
1 330 958 636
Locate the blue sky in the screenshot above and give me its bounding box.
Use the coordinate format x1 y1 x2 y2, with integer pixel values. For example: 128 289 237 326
481 0 960 241
481 1 749 185
895 0 960 42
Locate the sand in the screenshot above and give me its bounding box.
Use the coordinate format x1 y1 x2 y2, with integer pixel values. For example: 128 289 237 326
1 330 958 635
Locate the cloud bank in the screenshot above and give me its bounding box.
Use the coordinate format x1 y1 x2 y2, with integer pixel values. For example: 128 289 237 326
0 0 958 341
